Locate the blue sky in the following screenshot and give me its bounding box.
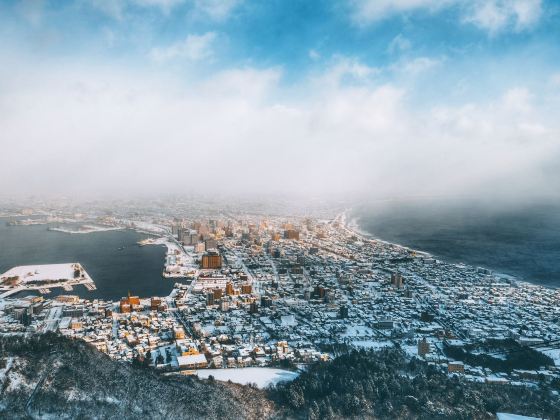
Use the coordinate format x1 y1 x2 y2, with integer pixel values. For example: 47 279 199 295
2 0 559 91
0 0 559 199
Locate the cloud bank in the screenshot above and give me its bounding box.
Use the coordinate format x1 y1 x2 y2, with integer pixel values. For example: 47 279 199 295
0 55 558 202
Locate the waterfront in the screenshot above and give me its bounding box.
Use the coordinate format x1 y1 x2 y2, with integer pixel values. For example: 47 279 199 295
354 200 560 288
0 219 170 300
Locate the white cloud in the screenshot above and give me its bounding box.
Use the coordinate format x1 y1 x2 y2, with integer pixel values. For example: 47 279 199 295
388 34 412 54
393 56 443 75
132 0 185 11
89 0 127 21
317 56 380 87
17 0 45 25
309 49 321 61
149 32 217 63
0 56 558 200
89 0 185 19
349 0 457 24
191 0 242 21
349 0 542 34
550 73 560 87
464 0 542 34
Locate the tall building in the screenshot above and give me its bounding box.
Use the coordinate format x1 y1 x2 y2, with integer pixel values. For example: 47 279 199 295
249 302 259 314
120 293 140 313
418 337 430 357
284 229 300 240
391 273 404 288
212 287 223 300
205 238 218 250
201 251 222 269
150 297 161 310
225 282 234 296
261 296 273 307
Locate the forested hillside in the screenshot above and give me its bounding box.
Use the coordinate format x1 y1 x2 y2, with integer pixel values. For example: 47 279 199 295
2 334 559 419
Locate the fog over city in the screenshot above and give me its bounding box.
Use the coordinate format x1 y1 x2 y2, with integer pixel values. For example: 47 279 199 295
1 0 559 205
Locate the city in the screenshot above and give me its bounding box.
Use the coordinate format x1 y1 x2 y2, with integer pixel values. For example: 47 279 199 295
2 0 560 417
1 204 559 391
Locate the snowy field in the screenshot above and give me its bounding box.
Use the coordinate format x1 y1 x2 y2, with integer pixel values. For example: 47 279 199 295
350 340 394 350
195 367 299 388
1 263 79 283
540 348 560 366
49 225 124 234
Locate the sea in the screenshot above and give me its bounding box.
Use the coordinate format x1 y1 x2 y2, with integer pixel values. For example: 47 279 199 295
0 218 173 301
353 200 560 288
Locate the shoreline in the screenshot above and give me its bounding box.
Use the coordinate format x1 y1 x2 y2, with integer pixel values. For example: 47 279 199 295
342 209 557 290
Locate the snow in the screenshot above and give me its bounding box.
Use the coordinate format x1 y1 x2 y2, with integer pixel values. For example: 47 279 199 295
196 367 299 388
350 340 394 349
49 225 124 234
496 413 540 420
1 263 79 283
539 348 560 366
342 325 375 337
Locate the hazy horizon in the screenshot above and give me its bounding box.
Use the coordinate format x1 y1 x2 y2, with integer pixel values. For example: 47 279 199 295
1 0 559 204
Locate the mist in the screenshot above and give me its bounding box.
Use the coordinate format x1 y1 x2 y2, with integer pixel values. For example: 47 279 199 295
1 56 558 207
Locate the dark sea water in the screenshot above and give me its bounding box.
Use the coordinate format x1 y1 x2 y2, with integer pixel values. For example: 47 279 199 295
0 219 173 300
355 201 560 288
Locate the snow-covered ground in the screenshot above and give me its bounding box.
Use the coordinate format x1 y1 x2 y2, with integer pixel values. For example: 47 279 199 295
1 263 78 283
0 263 94 298
195 367 299 388
540 348 560 366
350 340 394 350
49 225 124 234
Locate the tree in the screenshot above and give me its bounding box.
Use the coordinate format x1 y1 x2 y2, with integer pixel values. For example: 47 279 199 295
156 354 164 366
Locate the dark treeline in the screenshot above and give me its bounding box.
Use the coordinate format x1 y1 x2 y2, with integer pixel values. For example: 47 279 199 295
2 334 559 419
270 348 560 419
444 339 555 373
0 333 272 419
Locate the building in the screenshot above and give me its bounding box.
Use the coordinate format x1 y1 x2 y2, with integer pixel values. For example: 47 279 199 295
201 251 222 269
120 293 140 313
418 337 430 357
261 296 273 308
448 361 465 374
284 229 300 240
226 282 234 296
205 238 218 250
391 273 404 288
241 283 252 294
177 353 208 369
213 288 223 300
174 327 185 339
150 297 161 310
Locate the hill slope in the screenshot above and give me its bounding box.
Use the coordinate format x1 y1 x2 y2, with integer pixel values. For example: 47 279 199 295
0 333 273 419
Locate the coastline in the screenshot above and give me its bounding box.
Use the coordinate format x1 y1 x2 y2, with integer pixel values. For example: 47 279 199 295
341 209 551 290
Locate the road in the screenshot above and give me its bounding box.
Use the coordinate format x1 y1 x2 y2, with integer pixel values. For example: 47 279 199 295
25 351 56 418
